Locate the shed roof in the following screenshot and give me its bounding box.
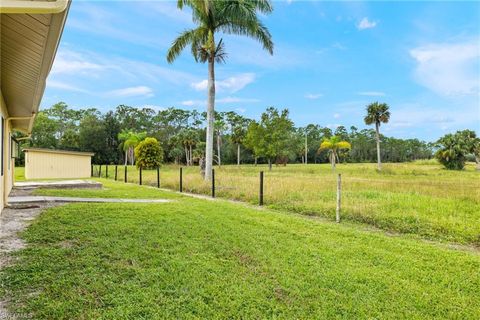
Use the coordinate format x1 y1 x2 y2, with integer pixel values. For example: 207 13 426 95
23 148 95 157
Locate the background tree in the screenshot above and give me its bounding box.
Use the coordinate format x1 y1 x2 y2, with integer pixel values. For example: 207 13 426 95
244 121 265 166
318 136 351 170
214 112 227 166
78 112 108 164
226 112 250 165
364 102 391 170
135 137 163 169
178 128 198 166
30 112 58 149
167 0 274 180
24 102 437 166
245 107 294 170
118 131 146 166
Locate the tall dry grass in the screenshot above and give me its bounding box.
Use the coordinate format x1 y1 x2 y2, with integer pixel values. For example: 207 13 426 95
94 162 480 245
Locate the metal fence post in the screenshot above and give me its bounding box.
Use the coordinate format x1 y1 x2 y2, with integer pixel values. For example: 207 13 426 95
115 165 118 181
157 166 160 188
259 171 264 206
91 164 93 177
336 174 342 223
139 166 142 185
212 169 215 198
106 165 109 178
98 165 102 178
124 165 127 183
179 167 183 192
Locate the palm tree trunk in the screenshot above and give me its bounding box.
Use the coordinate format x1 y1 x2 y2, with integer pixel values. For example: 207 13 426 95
237 143 241 166
375 122 382 170
254 156 258 166
184 146 189 165
217 133 221 167
305 134 308 165
124 150 128 166
189 145 193 166
331 152 336 171
205 56 215 181
475 155 480 171
268 158 272 171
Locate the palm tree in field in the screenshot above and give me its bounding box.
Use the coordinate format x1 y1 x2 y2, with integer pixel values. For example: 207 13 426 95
364 102 390 170
318 136 351 171
167 0 274 181
118 131 146 166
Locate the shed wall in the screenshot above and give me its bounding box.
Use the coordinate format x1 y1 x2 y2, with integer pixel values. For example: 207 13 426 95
25 151 91 179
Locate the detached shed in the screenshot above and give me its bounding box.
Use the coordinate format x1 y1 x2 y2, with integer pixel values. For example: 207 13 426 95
24 148 94 180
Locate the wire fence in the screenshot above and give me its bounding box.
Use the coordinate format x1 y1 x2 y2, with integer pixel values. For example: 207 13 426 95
91 164 346 222
89 163 480 244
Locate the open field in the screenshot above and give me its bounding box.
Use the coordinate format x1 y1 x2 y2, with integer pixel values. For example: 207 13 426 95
2 181 480 319
47 161 478 246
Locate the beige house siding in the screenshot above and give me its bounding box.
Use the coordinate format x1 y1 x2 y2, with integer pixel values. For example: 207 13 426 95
0 90 14 210
25 149 93 180
0 1 70 211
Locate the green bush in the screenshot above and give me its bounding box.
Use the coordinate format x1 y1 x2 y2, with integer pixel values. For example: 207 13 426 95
435 149 465 170
134 137 163 169
435 130 478 170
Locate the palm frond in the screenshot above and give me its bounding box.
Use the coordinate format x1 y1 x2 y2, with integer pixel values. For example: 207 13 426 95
167 28 203 63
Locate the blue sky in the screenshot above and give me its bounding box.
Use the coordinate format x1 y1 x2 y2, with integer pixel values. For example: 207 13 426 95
44 0 480 141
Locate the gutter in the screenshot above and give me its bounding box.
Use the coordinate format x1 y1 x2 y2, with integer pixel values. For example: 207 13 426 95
6 114 36 136
0 0 68 14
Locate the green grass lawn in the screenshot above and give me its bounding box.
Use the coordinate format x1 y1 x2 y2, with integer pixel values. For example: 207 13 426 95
27 161 480 245
2 181 479 319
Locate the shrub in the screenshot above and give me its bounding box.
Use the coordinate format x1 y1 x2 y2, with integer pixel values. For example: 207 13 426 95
134 137 163 169
435 130 477 170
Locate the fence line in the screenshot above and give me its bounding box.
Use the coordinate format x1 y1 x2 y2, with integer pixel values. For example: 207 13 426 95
89 164 344 221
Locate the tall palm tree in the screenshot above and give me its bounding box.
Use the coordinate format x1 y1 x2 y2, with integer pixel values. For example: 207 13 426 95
318 136 351 171
167 0 274 180
364 102 390 170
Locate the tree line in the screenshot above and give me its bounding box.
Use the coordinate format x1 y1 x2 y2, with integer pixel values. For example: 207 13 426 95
18 102 437 167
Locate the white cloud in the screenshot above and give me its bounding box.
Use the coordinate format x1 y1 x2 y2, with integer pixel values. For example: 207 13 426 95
139 1 192 24
191 80 208 91
67 2 168 49
305 93 323 99
333 113 341 119
216 96 260 103
386 102 478 134
51 50 104 75
106 86 154 98
357 91 386 97
47 80 89 93
235 107 246 114
181 96 259 106
326 123 342 129
409 40 480 96
357 17 377 30
181 100 197 106
191 73 256 93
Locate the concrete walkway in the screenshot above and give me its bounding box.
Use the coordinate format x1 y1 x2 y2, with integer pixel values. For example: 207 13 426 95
15 180 102 189
8 196 171 204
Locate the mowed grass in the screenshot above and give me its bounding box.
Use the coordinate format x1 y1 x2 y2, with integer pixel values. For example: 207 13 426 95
76 161 480 246
1 185 479 319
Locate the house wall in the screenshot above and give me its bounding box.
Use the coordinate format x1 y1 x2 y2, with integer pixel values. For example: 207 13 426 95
0 90 14 211
25 151 92 179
